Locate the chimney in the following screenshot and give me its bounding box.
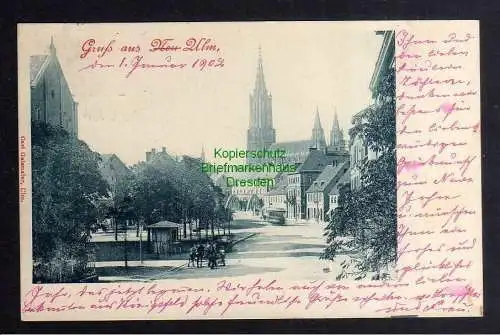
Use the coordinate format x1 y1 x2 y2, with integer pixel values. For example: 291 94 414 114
146 151 151 162
162 147 166 153
152 148 156 154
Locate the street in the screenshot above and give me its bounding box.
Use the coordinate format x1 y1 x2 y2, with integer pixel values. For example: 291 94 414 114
96 212 354 282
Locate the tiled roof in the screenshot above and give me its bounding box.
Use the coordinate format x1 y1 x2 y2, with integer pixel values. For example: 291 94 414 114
100 153 130 171
30 55 49 86
147 221 180 229
269 140 315 155
297 149 330 172
329 169 351 195
306 164 339 193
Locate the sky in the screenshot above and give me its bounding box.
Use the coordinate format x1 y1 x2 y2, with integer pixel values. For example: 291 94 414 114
19 22 385 166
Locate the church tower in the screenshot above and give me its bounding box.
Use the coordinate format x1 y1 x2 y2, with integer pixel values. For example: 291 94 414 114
247 46 276 163
311 107 327 150
200 145 206 163
330 108 346 151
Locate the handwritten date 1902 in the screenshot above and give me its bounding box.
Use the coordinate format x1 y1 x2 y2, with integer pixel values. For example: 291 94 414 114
192 58 224 71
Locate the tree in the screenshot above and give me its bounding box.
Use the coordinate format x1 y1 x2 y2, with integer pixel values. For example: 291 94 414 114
127 154 222 242
32 122 109 283
322 66 396 280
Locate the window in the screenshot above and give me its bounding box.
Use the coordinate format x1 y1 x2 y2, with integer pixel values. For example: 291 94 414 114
51 89 55 99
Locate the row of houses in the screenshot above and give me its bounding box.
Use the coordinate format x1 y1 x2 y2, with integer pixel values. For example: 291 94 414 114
262 147 350 221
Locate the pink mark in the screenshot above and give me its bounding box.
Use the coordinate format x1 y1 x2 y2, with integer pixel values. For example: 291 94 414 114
397 157 425 175
447 285 468 296
441 102 455 114
405 161 424 171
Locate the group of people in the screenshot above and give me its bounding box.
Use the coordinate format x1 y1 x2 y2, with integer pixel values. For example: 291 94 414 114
188 242 226 269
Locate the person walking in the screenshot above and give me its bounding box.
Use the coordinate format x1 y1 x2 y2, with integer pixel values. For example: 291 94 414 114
188 245 197 267
196 243 205 268
219 247 226 267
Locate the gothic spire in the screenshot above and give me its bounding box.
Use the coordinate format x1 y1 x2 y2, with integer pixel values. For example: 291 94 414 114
254 45 267 94
333 107 340 130
49 36 56 54
200 145 205 162
312 106 326 150
330 107 346 151
313 106 322 129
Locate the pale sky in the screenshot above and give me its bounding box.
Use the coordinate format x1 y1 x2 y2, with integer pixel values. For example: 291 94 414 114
19 22 385 165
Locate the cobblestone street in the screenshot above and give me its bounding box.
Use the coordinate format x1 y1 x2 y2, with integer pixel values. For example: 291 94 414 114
96 212 354 282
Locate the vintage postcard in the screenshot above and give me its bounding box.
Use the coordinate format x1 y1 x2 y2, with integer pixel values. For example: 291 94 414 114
18 21 482 320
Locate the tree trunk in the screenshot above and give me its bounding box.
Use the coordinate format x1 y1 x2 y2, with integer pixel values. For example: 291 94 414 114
114 217 118 241
205 221 209 239
183 219 187 239
124 221 128 269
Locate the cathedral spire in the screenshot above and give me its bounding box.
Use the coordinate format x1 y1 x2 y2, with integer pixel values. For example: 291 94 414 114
333 108 340 130
313 106 322 129
311 107 326 150
247 45 276 161
200 145 205 162
49 36 56 54
254 45 267 94
330 107 346 151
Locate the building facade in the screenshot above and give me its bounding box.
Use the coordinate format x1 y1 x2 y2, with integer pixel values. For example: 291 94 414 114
262 173 288 213
350 30 395 191
286 148 349 219
306 160 349 222
98 153 131 193
30 38 78 137
328 169 351 216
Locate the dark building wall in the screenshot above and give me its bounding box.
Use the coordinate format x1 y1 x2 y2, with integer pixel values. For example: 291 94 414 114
31 57 78 136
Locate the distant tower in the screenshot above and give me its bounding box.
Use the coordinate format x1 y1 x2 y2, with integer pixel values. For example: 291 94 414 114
200 145 206 162
311 107 327 150
247 46 276 163
330 108 346 151
49 36 56 54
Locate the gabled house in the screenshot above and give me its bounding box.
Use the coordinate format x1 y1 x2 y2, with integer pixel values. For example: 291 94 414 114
306 161 349 222
30 38 78 137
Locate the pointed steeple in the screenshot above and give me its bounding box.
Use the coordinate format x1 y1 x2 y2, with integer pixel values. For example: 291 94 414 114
311 106 326 150
313 106 322 129
247 45 276 161
330 107 346 151
333 108 340 130
49 36 56 54
254 45 267 94
200 145 205 162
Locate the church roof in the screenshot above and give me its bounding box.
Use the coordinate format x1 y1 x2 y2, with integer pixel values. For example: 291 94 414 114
306 161 348 193
30 55 50 87
297 149 331 173
268 139 315 154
